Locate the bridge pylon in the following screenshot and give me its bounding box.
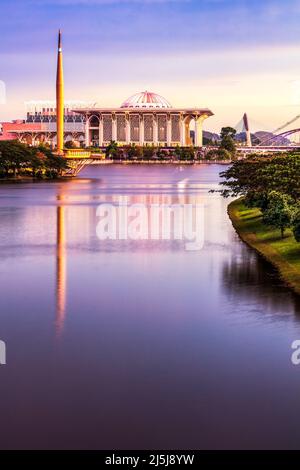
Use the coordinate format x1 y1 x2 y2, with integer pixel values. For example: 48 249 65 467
242 113 252 147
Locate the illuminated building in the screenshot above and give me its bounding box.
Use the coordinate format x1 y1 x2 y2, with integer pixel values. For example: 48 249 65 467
74 91 213 147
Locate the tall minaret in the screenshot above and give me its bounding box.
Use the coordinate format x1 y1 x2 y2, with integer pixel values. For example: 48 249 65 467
56 30 64 154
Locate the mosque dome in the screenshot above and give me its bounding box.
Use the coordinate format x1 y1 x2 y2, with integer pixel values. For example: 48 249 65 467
121 91 172 109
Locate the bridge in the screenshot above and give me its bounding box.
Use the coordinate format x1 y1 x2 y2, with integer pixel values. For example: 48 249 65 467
234 113 300 152
237 145 300 154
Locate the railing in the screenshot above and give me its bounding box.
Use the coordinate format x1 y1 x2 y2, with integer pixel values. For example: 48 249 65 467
65 149 107 159
64 149 91 159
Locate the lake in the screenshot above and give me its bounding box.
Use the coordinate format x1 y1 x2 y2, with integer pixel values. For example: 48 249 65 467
0 164 300 449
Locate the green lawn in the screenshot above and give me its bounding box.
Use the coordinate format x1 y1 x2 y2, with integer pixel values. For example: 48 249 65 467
228 198 300 295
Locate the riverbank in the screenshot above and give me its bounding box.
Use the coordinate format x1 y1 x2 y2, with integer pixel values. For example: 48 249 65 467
89 159 231 164
228 198 300 295
0 175 67 183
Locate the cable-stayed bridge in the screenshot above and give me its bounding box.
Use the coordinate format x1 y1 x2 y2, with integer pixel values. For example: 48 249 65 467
234 113 300 151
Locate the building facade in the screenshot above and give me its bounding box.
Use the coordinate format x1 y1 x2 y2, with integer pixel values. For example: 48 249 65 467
0 101 88 145
74 91 213 148
1 93 213 148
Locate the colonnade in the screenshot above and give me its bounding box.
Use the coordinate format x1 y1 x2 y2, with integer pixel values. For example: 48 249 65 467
83 111 210 147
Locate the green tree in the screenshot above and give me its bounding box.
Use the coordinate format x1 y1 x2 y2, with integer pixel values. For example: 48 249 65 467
105 141 118 159
216 148 232 160
174 146 181 160
44 153 68 177
292 207 300 242
156 148 168 160
219 153 300 204
0 140 36 177
262 191 293 238
176 147 195 161
0 141 68 179
142 145 156 160
220 126 236 154
126 144 142 160
205 148 231 161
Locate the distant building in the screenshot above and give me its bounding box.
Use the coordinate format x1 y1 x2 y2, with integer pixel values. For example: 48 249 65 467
0 101 91 146
25 100 90 123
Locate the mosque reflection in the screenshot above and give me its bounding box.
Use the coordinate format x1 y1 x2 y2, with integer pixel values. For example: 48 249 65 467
53 183 204 335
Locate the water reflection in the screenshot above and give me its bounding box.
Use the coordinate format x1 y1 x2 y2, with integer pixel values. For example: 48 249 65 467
56 202 66 336
2 165 300 449
221 236 300 321
52 184 205 335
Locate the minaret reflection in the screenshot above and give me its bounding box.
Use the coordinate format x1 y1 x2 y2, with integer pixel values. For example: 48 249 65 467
56 198 67 336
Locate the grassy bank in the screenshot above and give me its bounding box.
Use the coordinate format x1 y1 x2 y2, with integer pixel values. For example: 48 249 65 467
228 198 300 295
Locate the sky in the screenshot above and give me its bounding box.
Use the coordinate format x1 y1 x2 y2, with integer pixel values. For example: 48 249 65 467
1 0 300 132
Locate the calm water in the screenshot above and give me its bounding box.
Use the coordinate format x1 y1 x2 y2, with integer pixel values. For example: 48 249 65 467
0 164 300 450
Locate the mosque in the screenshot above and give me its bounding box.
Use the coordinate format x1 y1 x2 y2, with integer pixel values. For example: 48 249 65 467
74 90 213 148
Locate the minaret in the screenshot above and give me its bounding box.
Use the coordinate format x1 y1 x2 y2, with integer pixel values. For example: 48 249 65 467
56 30 64 154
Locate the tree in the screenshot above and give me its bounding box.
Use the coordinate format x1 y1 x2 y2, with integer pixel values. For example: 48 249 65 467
219 153 300 204
156 148 169 160
44 153 68 177
205 148 231 161
262 191 293 238
174 146 181 160
105 141 118 159
292 207 300 242
220 126 236 154
0 140 32 177
174 147 195 161
126 144 142 160
216 148 232 160
0 141 69 179
142 145 156 160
